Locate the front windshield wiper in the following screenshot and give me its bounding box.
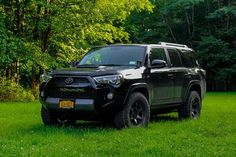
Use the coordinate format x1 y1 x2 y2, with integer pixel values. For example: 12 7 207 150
77 62 142 68
100 62 142 67
77 64 99 67
99 64 124 66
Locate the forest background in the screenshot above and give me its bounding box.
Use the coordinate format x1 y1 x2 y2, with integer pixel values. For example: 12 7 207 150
0 0 236 101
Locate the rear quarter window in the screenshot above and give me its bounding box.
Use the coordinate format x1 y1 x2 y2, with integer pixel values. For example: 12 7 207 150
180 50 197 68
167 49 182 67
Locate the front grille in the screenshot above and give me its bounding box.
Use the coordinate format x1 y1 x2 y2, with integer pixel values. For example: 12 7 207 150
51 77 90 86
46 76 94 99
47 87 94 99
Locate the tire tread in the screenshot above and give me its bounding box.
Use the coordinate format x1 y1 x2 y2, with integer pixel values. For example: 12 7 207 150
114 92 150 129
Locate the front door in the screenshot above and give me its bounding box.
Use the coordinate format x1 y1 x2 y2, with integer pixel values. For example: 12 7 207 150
148 47 174 105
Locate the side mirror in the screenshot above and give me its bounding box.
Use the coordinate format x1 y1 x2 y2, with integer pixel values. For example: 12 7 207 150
71 61 79 67
151 59 167 68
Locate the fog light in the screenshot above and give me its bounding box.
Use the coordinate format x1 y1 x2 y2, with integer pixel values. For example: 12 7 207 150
107 93 114 100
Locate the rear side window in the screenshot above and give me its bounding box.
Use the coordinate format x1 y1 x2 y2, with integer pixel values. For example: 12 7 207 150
167 49 182 67
149 48 167 63
180 50 197 68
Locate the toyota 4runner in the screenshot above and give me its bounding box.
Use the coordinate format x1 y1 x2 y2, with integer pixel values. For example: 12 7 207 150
39 42 206 129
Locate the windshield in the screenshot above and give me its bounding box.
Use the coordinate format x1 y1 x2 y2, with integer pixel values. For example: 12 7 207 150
79 46 146 66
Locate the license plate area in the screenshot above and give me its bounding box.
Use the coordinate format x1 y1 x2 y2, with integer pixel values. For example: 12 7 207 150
59 100 75 109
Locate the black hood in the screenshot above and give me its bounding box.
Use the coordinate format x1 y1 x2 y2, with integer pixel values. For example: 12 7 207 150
51 66 137 77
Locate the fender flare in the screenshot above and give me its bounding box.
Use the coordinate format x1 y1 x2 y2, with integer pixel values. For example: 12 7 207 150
123 83 150 104
184 80 201 102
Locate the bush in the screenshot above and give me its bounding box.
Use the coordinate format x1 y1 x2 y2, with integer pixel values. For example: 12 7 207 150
0 79 35 102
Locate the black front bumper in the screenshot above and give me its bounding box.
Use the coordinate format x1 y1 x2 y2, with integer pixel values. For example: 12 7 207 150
44 97 95 112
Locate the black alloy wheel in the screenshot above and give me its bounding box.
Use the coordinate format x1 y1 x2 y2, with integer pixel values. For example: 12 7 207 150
114 92 150 129
178 91 202 120
190 96 201 119
130 101 146 126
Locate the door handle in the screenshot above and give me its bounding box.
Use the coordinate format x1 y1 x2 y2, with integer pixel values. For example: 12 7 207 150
168 74 174 79
185 74 192 79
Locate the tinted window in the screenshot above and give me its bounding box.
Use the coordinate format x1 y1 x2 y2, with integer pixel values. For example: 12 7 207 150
167 49 182 67
79 46 146 66
149 48 167 63
180 50 197 68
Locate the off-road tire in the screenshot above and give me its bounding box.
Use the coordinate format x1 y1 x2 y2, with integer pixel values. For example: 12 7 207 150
114 92 150 129
178 91 201 120
41 106 58 126
41 106 76 126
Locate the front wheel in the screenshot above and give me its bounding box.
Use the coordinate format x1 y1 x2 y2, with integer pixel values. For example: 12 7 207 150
41 106 58 125
113 92 150 129
178 91 202 120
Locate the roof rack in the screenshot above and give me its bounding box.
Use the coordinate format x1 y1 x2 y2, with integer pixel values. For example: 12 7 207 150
159 42 188 48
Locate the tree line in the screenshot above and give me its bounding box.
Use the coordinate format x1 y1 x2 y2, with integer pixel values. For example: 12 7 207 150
0 0 236 93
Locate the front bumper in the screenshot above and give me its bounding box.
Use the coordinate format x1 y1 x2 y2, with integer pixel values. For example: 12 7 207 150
43 97 95 112
40 95 122 120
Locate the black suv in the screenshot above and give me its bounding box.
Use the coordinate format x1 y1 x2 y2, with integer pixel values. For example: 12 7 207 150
39 42 206 129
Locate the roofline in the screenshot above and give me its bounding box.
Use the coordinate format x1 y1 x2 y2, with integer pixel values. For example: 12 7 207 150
92 44 149 48
148 44 194 51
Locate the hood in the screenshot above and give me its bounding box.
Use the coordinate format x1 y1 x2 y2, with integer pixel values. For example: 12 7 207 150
51 66 138 77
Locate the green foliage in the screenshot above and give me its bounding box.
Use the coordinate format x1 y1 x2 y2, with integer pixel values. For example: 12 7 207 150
0 7 6 54
196 36 236 82
0 7 20 72
0 79 35 102
50 0 153 64
207 6 236 19
20 42 57 74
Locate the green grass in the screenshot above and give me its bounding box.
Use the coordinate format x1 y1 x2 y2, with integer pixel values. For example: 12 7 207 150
0 93 236 157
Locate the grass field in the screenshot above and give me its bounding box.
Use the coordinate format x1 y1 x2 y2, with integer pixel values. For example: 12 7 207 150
0 93 236 157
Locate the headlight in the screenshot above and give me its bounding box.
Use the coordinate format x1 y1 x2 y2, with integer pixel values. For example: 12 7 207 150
40 74 52 84
93 75 123 86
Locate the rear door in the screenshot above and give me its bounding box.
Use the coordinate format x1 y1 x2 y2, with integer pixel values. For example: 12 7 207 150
166 48 187 103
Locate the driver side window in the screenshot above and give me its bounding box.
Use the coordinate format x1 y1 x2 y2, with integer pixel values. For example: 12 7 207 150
149 48 167 63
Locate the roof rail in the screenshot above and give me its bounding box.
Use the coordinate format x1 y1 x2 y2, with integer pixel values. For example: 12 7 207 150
159 42 188 48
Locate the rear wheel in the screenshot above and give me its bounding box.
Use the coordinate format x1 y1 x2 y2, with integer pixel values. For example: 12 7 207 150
178 91 201 120
114 92 150 129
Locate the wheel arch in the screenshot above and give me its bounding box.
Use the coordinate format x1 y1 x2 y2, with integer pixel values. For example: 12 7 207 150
123 83 150 105
185 81 202 102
